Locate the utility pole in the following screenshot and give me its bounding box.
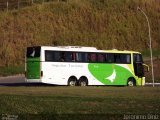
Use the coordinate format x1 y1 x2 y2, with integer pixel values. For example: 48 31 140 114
7 1 9 12
137 7 155 87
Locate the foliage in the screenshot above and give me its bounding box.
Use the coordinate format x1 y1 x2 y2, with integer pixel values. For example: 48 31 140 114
0 66 24 76
0 0 159 67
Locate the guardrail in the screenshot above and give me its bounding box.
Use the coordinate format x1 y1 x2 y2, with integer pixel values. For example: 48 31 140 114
145 83 160 86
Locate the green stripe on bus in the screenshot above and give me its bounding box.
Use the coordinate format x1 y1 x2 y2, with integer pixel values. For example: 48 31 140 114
88 63 133 85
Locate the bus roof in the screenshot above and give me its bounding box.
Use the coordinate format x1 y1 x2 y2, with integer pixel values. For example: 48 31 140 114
41 46 97 52
105 49 141 54
30 46 141 54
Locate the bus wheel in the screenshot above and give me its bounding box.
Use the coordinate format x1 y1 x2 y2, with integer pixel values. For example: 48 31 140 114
68 77 77 86
127 78 136 87
79 77 88 86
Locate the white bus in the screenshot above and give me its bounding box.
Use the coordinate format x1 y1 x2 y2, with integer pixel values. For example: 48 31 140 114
25 46 148 86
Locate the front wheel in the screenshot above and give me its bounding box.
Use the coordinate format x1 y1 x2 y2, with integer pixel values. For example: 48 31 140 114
127 78 136 87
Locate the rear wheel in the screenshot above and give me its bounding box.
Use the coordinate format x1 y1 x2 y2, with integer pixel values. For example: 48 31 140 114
127 78 136 87
79 77 88 86
68 77 77 86
79 80 87 86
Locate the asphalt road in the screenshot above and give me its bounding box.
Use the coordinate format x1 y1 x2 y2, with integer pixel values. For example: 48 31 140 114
0 75 54 86
0 75 48 86
0 75 25 86
0 76 159 86
0 75 25 83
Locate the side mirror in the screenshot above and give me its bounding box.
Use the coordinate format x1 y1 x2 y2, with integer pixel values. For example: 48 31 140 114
143 64 149 72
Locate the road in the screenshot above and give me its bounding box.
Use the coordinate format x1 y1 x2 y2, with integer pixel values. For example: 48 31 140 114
0 75 26 86
0 75 54 86
0 75 48 86
0 75 25 83
0 76 159 86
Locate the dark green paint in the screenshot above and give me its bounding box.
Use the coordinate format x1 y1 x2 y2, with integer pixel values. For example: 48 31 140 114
26 57 40 79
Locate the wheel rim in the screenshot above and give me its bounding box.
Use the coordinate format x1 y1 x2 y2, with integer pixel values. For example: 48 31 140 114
69 81 76 86
80 81 87 86
128 81 134 86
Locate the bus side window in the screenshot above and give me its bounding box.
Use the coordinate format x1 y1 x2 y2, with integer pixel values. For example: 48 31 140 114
76 53 81 62
64 52 73 62
72 52 76 62
105 53 114 63
97 53 105 63
45 51 53 61
60 52 65 61
88 53 97 62
54 51 61 62
76 52 88 62
120 54 131 64
114 54 121 63
45 51 61 62
82 53 88 62
126 54 131 63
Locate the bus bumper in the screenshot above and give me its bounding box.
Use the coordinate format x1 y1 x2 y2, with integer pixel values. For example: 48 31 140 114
141 77 145 86
25 78 41 83
136 77 145 86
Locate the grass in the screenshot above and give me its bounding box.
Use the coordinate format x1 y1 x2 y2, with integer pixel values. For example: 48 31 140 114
0 66 24 76
0 86 159 119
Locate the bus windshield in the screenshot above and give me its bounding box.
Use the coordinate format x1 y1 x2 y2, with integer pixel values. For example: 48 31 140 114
27 47 41 58
133 54 143 63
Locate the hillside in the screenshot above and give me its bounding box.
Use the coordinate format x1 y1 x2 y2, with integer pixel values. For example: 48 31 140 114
0 0 159 67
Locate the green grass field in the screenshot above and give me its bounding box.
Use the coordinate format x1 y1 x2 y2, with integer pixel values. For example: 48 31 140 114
0 86 159 120
0 66 24 77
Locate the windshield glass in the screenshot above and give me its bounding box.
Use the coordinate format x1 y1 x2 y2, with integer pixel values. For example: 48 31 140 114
133 53 143 63
27 47 41 58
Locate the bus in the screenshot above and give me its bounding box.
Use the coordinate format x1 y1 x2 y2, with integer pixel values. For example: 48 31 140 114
25 46 149 86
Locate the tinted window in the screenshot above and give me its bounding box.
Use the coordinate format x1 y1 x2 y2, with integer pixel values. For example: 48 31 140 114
105 53 131 64
76 52 88 62
58 52 75 62
27 47 41 58
45 51 61 61
45 51 76 62
45 50 131 64
120 54 131 64
97 53 105 62
89 53 97 62
133 54 143 63
114 54 131 64
105 53 114 63
64 52 75 62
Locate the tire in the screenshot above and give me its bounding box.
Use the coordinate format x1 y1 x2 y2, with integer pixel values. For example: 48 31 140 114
127 78 136 87
79 77 88 86
79 80 87 86
68 77 77 86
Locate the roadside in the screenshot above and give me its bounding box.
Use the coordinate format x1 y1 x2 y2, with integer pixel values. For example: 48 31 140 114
144 56 160 83
0 75 25 83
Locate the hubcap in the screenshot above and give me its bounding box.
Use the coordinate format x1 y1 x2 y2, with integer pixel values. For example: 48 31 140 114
128 81 134 86
80 81 87 86
69 81 76 86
